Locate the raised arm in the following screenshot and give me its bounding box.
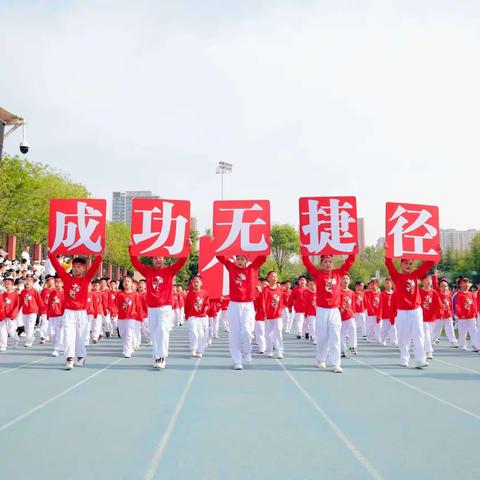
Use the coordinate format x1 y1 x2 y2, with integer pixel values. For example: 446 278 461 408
216 256 234 272
415 261 436 279
339 254 356 274
384 257 398 279
301 255 318 277
167 256 188 276
48 252 69 282
251 255 267 269
129 246 152 277
86 256 102 283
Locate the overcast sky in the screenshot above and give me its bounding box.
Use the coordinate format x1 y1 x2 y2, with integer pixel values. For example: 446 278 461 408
2 0 480 245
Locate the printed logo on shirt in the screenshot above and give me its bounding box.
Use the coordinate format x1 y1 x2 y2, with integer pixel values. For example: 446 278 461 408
153 276 164 290
271 294 280 307
464 298 473 310
5 298 11 305
341 296 351 312
235 273 247 286
194 296 204 312
423 296 432 309
122 298 132 311
373 296 380 308
70 283 81 298
24 294 32 304
405 279 415 293
325 277 337 293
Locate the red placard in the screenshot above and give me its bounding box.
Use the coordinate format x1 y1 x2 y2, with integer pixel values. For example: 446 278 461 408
299 196 359 255
198 236 230 299
212 200 271 256
385 202 441 261
48 199 106 255
130 199 190 257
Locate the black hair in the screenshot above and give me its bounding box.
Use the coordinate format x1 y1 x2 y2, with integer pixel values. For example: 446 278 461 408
298 275 307 281
72 257 87 266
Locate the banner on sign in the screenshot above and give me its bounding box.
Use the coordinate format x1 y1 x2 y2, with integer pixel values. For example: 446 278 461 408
212 200 271 256
299 196 358 255
48 199 107 255
130 199 190 257
385 202 441 261
198 236 229 299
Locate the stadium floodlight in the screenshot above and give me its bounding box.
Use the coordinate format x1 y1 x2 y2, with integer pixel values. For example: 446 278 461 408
215 161 233 200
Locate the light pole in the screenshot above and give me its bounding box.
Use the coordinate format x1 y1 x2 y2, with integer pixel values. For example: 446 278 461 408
215 161 233 200
0 105 28 160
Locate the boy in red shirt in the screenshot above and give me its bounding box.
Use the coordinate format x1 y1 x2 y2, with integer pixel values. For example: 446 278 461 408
304 279 317 344
339 274 357 357
109 280 119 337
220 295 230 333
302 253 356 373
455 277 479 351
281 281 293 334
138 279 151 346
431 274 457 347
262 271 284 358
116 276 140 358
289 276 307 339
377 278 398 347
90 280 104 343
39 275 55 344
184 275 210 358
129 246 188 369
207 298 221 343
420 274 441 359
20 275 45 348
254 281 267 354
385 257 435 368
364 280 381 342
0 290 6 351
2 277 20 348
353 281 367 340
48 276 65 357
48 253 102 370
217 254 267 370
99 278 112 339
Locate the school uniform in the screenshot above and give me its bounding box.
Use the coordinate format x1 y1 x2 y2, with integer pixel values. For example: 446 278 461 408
353 291 367 338
39 287 54 341
20 287 44 347
377 290 398 346
364 290 381 342
339 289 357 353
420 288 441 357
47 289 65 355
289 285 307 337
304 289 317 343
220 297 230 332
262 284 284 357
254 290 266 353
455 291 478 351
2 291 20 347
116 291 141 357
282 288 293 333
0 296 7 351
184 288 210 356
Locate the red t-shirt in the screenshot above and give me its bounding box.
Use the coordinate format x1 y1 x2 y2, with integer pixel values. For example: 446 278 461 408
420 289 441 322
364 290 381 317
282 289 292 312
207 299 220 317
220 296 230 311
339 289 354 321
353 291 365 313
302 255 356 308
40 287 54 315
2 291 19 320
289 286 307 313
254 289 265 321
116 291 140 320
184 289 210 319
455 291 477 319
47 290 65 318
378 290 397 324
20 288 44 315
304 289 317 317
262 285 284 320
217 256 266 303
109 291 118 316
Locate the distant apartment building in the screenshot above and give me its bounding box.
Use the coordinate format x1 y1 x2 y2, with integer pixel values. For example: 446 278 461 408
357 217 366 252
112 191 160 225
440 229 479 252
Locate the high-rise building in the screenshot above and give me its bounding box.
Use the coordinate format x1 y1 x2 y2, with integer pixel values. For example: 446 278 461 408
440 229 479 252
376 237 385 250
357 217 366 252
112 191 160 225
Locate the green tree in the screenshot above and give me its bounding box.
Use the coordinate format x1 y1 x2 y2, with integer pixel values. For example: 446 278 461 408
270 224 300 275
104 222 131 267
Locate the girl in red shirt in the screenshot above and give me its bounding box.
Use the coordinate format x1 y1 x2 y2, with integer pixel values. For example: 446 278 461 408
353 281 367 340
364 280 381 342
254 282 267 354
48 277 65 357
116 276 141 358
262 271 284 359
2 277 20 349
339 274 357 357
20 275 45 347
431 275 458 347
304 279 317 344
455 277 479 351
377 278 398 347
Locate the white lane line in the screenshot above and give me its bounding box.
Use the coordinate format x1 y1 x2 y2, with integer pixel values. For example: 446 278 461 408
0 358 122 432
144 358 201 480
434 358 480 375
0 356 51 376
352 357 480 421
277 360 383 480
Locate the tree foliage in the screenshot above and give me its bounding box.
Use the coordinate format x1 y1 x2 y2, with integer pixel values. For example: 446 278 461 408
104 222 131 267
270 224 300 275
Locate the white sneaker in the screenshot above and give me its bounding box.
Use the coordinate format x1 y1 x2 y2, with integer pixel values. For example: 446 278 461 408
65 359 74 370
196 352 203 358
415 362 430 369
400 362 408 367
426 352 433 359
0 347 6 352
233 363 243 370
244 354 252 363
123 353 131 358
191 350 197 357
276 352 284 359
75 357 86 367
332 365 343 373
208 339 212 346
450 342 459 348
51 350 59 357
158 358 166 369
267 352 274 358
316 360 326 369
153 360 161 369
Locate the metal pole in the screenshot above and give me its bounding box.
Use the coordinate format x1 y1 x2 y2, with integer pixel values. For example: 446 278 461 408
0 121 5 161
221 171 224 200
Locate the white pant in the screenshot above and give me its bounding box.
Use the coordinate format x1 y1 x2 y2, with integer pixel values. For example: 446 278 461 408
188 316 208 354
91 315 103 341
283 308 293 333
149 306 172 359
102 314 112 333
6 318 19 345
379 319 398 346
266 318 283 354
396 308 426 365
423 322 434 354
49 316 65 353
307 315 316 342
315 307 342 367
355 312 367 337
255 321 266 353
141 318 151 343
63 309 88 359
432 317 457 343
294 312 305 336
39 314 49 339
227 301 254 365
23 313 37 346
134 321 141 348
457 319 478 349
111 315 118 334
118 319 136 356
341 318 357 351
221 310 229 332
366 315 379 342
0 321 7 350
209 315 219 339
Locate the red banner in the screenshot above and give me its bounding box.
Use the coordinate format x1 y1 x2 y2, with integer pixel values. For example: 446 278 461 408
198 236 230 299
212 200 271 256
299 196 359 255
130 199 190 257
48 199 107 255
385 202 441 261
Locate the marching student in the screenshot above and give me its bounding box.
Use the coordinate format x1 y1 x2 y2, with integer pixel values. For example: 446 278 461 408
138 279 151 345
377 278 398 347
289 276 308 339
2 277 20 348
207 298 221 343
220 296 230 332
385 256 436 368
262 271 284 359
254 282 266 354
281 281 293 334
47 276 65 357
353 281 367 340
419 274 441 360
99 278 112 338
116 276 140 358
0 293 6 351
364 280 381 342
172 288 180 328
20 275 45 347
455 277 479 352
90 280 104 343
184 275 209 358
109 280 119 337
304 279 317 344
129 245 188 369
178 285 186 326
302 253 356 373
39 275 55 344
216 254 267 370
48 252 102 370
339 274 357 357
431 275 458 347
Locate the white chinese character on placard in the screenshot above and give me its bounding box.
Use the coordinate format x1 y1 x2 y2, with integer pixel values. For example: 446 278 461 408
51 201 103 253
133 202 187 255
301 199 356 254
